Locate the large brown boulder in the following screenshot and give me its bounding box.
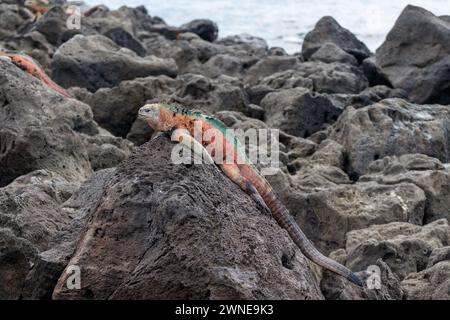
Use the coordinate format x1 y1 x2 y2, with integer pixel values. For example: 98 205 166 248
53 136 323 299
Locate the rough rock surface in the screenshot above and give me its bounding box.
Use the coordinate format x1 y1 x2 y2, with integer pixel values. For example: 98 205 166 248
360 154 450 224
309 42 358 66
376 5 450 104
0 3 28 40
170 74 250 114
20 168 115 300
0 59 132 186
0 59 94 187
301 180 426 254
361 56 391 87
104 27 147 56
401 260 450 299
321 259 404 300
261 87 343 138
80 5 163 37
245 56 300 84
0 55 132 299
0 170 79 299
52 136 323 299
302 16 371 61
329 99 450 178
76 75 178 137
52 35 178 92
256 61 368 94
427 246 450 268
180 19 219 42
1 1 450 300
344 219 450 280
32 6 78 47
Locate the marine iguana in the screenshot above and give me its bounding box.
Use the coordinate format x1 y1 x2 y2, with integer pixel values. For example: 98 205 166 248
138 102 363 287
23 0 51 19
0 49 71 98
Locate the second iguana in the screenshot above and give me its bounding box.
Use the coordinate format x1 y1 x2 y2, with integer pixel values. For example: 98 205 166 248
0 49 71 98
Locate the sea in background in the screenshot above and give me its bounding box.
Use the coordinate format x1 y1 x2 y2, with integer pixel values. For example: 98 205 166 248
85 0 449 53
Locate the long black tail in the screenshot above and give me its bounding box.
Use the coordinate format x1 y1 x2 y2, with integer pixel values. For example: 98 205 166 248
254 178 363 286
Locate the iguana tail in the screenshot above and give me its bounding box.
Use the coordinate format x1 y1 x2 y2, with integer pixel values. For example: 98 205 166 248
252 174 363 287
281 210 363 286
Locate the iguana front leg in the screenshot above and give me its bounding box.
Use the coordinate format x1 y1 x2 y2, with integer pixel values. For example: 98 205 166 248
170 129 271 216
171 128 214 164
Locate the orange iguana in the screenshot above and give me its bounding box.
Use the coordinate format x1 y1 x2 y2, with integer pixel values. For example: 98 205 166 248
0 49 71 98
24 0 51 19
138 102 363 287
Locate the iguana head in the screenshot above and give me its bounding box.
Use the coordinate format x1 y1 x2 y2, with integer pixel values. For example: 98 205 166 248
139 103 172 131
0 50 12 62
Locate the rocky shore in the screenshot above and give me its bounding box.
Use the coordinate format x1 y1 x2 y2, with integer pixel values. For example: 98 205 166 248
0 2 449 299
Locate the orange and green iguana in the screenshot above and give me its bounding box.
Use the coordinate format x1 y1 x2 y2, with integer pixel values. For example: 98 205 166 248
24 0 51 19
0 49 71 98
138 102 363 287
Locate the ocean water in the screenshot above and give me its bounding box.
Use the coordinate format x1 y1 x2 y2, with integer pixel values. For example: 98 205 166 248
85 0 449 53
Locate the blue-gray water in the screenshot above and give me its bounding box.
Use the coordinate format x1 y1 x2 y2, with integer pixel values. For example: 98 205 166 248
86 0 449 53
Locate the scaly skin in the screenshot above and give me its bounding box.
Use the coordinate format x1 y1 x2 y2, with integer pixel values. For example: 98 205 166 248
0 50 71 98
138 102 363 287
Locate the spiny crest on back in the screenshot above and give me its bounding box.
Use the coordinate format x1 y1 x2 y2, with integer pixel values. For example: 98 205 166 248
166 103 231 133
160 102 203 118
161 102 243 152
203 116 229 134
0 48 40 65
